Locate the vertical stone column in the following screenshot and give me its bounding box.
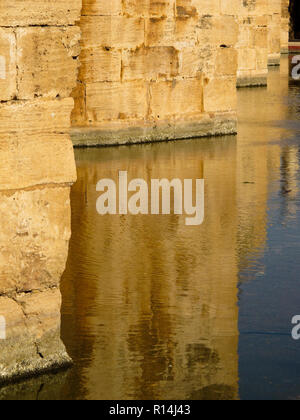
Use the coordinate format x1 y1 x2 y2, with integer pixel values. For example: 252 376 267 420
281 0 290 53
71 0 239 146
236 0 269 87
0 1 81 383
268 0 282 65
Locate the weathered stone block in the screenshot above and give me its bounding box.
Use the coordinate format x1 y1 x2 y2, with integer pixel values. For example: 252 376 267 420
0 28 17 101
71 82 87 126
0 187 72 295
0 98 74 137
176 0 200 17
0 133 76 191
79 47 121 83
220 0 241 16
179 47 203 77
0 99 76 191
81 16 145 49
122 46 179 81
150 77 203 119
0 289 71 384
267 3 281 66
254 26 268 49
175 16 198 47
86 81 148 122
210 16 239 47
281 0 290 53
238 48 257 71
216 47 238 76
256 48 268 70
0 0 81 26
82 0 122 16
17 27 80 100
145 17 175 47
124 0 175 17
203 77 237 112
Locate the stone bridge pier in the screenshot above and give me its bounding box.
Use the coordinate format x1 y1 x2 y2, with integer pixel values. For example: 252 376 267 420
0 2 80 382
71 0 239 146
0 0 291 384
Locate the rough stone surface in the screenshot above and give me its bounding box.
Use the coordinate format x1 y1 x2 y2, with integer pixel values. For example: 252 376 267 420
268 0 281 66
72 112 237 146
0 290 72 385
0 2 80 385
281 0 290 54
71 0 240 145
0 0 81 27
0 187 72 295
0 28 16 100
237 1 269 87
72 0 291 143
17 27 81 100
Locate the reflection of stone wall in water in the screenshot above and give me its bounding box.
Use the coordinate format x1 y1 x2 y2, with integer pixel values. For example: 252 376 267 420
61 57 296 400
62 142 239 399
71 0 239 146
237 57 292 270
0 370 70 400
0 1 80 383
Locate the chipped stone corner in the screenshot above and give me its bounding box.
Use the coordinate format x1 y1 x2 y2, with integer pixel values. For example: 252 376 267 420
0 288 73 386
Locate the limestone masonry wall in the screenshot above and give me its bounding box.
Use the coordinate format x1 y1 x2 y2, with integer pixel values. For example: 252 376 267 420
268 0 282 65
72 0 291 145
71 0 239 146
237 0 269 87
281 0 290 53
0 1 81 383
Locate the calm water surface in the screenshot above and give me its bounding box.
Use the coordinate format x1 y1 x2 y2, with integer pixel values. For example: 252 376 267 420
2 56 300 400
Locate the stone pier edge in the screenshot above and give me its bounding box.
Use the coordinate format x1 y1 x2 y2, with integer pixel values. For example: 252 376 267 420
0 353 73 388
71 112 238 147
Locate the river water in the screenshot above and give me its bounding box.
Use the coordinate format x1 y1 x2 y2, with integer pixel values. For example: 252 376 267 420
2 56 300 400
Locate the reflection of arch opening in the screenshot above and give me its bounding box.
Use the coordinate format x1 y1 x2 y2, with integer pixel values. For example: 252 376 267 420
290 0 300 40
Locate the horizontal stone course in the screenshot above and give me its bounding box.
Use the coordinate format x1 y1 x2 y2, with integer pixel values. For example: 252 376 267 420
0 0 81 26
